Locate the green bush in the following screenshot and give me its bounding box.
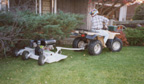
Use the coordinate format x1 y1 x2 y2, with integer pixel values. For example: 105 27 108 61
0 11 29 56
0 11 84 39
124 27 144 45
0 10 84 57
23 11 84 40
133 3 144 20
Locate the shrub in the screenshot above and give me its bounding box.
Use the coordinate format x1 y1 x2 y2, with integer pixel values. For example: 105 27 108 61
133 3 144 20
0 11 29 57
116 31 129 46
0 10 84 57
124 27 144 46
23 11 84 40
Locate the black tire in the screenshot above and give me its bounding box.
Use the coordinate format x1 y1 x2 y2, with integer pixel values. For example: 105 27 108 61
72 37 87 49
58 50 62 54
109 37 123 52
38 54 45 65
88 40 102 56
35 46 44 56
22 51 30 60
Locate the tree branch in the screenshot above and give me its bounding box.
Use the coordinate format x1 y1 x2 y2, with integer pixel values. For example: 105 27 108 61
101 0 119 15
106 3 125 17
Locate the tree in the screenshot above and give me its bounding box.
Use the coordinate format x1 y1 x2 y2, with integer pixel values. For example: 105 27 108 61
88 0 136 18
133 3 144 20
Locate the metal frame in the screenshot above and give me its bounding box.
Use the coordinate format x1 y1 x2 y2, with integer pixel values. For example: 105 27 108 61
35 0 38 14
7 0 10 11
39 0 42 15
0 0 2 10
17 47 84 64
52 0 57 14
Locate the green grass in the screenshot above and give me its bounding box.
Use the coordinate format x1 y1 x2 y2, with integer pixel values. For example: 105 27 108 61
0 46 144 84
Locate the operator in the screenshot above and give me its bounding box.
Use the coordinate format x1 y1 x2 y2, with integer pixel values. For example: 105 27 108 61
90 9 109 44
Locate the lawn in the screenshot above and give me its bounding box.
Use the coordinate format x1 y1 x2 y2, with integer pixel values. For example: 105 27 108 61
0 46 144 84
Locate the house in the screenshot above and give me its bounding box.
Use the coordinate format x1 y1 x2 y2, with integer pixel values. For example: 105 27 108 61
0 0 140 29
0 0 55 14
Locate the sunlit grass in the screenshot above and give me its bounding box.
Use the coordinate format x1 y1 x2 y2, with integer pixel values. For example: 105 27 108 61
0 46 144 84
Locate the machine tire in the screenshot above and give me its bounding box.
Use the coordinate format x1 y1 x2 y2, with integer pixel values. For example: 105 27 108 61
109 37 123 52
22 51 30 60
72 37 87 49
88 40 102 56
38 54 45 65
